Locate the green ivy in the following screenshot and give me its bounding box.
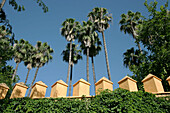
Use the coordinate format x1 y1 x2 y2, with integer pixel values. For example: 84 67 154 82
0 89 169 113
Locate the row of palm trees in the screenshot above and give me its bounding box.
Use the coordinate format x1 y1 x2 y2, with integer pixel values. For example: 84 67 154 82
61 7 112 96
11 39 53 96
61 8 144 96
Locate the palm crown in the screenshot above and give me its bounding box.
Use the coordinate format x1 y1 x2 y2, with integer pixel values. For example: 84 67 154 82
78 21 98 48
23 44 36 70
88 7 112 32
62 43 82 65
61 18 80 42
13 39 30 63
119 11 142 38
32 41 53 67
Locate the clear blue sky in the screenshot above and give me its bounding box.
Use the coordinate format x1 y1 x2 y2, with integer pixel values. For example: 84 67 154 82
4 0 168 97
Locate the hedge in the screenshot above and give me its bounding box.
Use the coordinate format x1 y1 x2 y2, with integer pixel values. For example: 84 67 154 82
0 88 170 113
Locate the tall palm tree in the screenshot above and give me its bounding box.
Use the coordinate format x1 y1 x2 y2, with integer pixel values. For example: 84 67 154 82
119 11 142 52
88 7 112 80
78 21 101 83
23 44 36 84
61 43 82 96
61 18 80 84
27 41 54 97
12 39 30 80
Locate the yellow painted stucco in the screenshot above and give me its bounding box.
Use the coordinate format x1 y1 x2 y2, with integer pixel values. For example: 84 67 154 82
10 82 28 99
50 80 68 98
0 83 9 99
73 79 90 96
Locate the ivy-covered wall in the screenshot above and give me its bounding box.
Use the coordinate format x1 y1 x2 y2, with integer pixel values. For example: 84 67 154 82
0 88 170 113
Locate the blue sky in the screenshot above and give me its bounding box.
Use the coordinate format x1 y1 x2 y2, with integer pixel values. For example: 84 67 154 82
4 0 168 97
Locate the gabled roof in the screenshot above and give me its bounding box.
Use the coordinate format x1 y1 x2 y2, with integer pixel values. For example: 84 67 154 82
118 76 137 84
51 80 68 87
166 76 170 81
95 77 113 85
73 78 91 86
0 83 9 89
142 74 162 83
14 82 28 89
32 81 48 88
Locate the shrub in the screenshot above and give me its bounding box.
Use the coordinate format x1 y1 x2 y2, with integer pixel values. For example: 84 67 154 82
0 88 169 113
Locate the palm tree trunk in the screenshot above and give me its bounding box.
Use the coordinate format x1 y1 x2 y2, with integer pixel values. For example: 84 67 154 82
25 68 31 84
131 26 142 53
91 56 96 84
91 56 96 94
0 0 6 11
101 31 111 80
27 66 40 97
68 64 73 96
12 62 19 80
66 41 72 84
86 48 89 82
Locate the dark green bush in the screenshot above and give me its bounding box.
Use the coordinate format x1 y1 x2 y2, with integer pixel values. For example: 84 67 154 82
0 88 169 113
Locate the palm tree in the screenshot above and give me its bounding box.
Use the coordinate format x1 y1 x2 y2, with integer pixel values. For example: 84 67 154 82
23 44 36 84
61 18 80 84
119 11 142 52
61 43 82 96
27 41 54 97
12 39 30 80
78 21 101 83
88 7 112 80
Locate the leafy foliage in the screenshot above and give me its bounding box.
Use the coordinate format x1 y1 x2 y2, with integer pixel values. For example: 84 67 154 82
0 89 169 112
0 27 14 65
0 26 19 97
0 11 14 38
